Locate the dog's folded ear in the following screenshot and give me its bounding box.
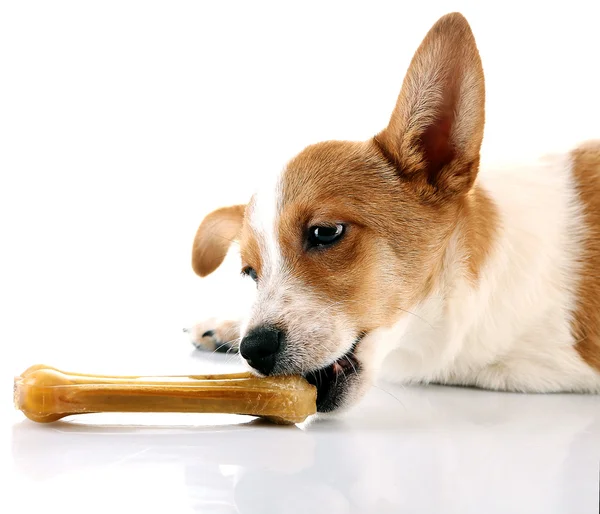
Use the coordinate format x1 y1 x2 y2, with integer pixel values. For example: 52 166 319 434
192 205 246 277
375 12 485 201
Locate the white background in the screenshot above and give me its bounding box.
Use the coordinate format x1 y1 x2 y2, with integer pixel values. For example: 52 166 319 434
2 3 600 512
0 3 598 377
1 0 599 375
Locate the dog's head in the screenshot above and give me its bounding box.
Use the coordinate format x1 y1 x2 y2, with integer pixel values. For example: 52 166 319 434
192 13 486 412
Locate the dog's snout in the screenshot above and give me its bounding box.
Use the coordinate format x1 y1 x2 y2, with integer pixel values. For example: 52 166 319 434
240 325 284 375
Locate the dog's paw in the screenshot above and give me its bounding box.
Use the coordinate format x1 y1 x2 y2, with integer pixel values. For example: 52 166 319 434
185 318 241 353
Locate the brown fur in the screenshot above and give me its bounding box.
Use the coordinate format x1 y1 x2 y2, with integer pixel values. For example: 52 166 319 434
374 13 485 203
192 205 245 277
191 12 499 362
193 13 497 336
190 12 598 401
273 134 498 335
461 184 499 282
571 141 600 371
265 12 492 332
277 139 457 333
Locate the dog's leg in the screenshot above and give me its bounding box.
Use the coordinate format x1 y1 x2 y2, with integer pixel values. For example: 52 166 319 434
186 318 241 353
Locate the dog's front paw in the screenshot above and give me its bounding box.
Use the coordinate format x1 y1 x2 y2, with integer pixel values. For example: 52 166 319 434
185 318 241 353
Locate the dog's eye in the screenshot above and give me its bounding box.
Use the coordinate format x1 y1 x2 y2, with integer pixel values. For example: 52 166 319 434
307 224 345 248
241 266 258 282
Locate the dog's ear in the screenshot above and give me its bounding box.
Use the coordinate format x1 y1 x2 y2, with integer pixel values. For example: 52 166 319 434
375 12 485 201
192 205 246 277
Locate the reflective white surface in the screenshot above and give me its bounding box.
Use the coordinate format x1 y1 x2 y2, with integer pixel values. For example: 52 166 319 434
3 2 600 513
5 349 600 514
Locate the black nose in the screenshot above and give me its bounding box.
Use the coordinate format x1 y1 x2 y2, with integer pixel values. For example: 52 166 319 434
239 325 284 375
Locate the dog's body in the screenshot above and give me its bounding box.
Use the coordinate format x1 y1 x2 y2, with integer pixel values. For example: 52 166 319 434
373 145 600 393
190 13 600 412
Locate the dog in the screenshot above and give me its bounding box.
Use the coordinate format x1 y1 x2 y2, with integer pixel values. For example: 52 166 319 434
188 12 600 413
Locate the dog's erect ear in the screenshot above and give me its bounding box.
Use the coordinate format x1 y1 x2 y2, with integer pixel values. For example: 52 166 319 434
375 12 485 200
192 205 246 277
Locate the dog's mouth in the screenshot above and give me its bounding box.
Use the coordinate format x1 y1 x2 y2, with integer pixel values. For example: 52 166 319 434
303 337 364 413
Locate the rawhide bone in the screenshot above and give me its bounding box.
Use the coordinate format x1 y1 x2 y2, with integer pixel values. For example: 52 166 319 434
14 364 317 425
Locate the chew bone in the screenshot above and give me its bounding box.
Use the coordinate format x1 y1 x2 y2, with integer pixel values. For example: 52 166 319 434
14 364 317 424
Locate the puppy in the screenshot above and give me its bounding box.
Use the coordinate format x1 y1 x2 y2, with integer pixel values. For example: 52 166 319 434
189 12 600 413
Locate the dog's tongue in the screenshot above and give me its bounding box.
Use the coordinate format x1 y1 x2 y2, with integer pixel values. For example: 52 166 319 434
332 361 343 375
332 355 355 375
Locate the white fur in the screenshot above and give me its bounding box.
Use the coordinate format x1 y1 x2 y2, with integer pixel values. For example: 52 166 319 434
242 169 287 338
212 152 600 403
245 170 301 331
247 170 284 282
374 152 600 393
244 166 358 373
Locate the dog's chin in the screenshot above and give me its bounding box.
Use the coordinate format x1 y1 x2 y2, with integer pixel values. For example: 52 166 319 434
303 343 366 413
